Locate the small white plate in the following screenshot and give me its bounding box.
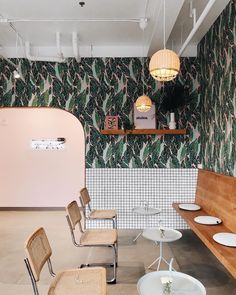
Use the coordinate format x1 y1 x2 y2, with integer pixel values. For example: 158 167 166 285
194 216 222 225
213 233 236 247
178 204 201 211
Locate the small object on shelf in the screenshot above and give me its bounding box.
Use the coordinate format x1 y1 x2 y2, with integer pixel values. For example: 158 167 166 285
134 103 156 129
123 121 135 132
105 115 118 130
168 112 176 130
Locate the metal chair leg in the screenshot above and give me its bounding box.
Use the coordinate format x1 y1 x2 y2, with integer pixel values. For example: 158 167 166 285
24 258 39 295
79 244 117 284
115 240 118 267
133 232 142 242
112 216 117 229
108 244 117 284
147 241 176 271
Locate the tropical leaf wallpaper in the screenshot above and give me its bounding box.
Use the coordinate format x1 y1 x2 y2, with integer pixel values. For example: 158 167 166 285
0 56 200 168
198 0 236 176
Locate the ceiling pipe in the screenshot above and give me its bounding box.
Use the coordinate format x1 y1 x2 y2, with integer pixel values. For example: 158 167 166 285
178 0 217 56
25 33 66 63
3 18 141 23
0 14 26 56
72 32 81 63
56 32 64 59
189 0 196 26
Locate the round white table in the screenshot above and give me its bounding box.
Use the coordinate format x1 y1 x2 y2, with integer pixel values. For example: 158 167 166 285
132 206 161 242
137 270 206 295
142 227 182 270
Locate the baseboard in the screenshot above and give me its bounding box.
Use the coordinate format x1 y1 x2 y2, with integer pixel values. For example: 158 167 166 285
0 207 65 211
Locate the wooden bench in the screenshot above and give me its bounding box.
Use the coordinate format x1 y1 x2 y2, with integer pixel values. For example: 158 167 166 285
173 169 236 279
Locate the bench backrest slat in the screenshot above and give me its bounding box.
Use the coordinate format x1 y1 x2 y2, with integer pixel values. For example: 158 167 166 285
195 169 236 232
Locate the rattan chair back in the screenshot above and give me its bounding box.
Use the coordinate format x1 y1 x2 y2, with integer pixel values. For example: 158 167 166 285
24 227 52 281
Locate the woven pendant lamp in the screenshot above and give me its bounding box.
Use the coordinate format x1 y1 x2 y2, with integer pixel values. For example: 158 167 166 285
149 0 180 81
149 49 180 81
136 95 152 112
135 18 152 113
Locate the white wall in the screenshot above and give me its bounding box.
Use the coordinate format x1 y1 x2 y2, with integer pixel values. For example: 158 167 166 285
86 168 197 229
0 108 85 207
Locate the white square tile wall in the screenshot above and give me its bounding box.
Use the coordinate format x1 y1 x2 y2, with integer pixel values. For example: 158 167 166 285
86 168 198 229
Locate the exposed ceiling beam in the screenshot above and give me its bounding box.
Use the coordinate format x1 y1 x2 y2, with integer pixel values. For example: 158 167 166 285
147 0 185 56
185 0 230 55
178 0 217 56
167 0 231 57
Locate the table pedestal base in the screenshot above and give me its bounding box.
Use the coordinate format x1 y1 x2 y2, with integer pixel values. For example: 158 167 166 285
133 232 142 242
148 241 176 271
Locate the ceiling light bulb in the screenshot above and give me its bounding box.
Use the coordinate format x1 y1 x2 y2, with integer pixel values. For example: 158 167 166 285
13 70 20 79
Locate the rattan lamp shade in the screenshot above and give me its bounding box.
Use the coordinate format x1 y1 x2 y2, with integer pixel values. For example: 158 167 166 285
149 49 180 81
135 95 152 112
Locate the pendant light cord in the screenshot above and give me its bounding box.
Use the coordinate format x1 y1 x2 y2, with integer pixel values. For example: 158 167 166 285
142 27 145 95
162 0 166 88
163 0 166 49
15 33 18 71
142 0 149 95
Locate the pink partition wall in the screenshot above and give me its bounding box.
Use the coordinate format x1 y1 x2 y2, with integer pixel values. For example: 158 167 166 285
0 108 85 207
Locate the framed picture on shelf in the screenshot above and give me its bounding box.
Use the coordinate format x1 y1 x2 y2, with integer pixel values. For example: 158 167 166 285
105 115 118 130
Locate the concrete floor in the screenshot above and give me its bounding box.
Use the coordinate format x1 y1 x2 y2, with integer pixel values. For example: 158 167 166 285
0 211 235 294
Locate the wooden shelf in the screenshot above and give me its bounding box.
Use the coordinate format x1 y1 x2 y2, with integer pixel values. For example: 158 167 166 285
100 129 187 135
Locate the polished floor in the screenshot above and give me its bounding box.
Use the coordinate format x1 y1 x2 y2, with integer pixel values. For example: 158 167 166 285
0 211 235 294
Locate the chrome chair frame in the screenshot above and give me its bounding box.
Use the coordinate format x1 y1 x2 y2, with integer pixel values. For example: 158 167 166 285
81 200 117 229
24 227 108 294
24 257 55 295
79 188 117 229
66 211 118 284
24 227 56 295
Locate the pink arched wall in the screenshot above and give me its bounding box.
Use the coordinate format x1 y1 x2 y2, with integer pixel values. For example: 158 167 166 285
0 108 85 207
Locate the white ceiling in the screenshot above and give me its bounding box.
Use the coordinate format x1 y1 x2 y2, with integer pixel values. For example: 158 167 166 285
0 0 230 59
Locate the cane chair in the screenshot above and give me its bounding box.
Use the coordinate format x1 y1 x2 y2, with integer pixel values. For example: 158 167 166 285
24 227 107 295
66 200 118 284
80 187 117 229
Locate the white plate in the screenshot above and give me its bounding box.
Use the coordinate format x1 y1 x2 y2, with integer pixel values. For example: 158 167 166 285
194 216 222 225
213 233 236 247
178 203 201 211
